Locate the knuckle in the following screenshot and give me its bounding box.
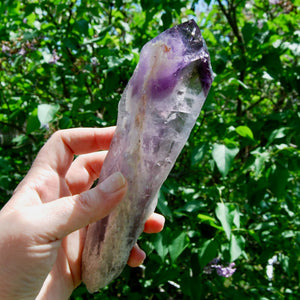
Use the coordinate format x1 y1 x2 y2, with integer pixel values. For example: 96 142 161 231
51 129 64 140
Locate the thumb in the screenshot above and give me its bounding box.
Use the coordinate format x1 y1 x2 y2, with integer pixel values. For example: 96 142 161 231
39 172 127 241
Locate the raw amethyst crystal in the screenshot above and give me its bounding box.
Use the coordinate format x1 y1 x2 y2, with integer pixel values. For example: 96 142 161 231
82 19 213 292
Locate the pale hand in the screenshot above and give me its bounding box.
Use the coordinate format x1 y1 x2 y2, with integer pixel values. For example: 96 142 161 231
0 127 164 300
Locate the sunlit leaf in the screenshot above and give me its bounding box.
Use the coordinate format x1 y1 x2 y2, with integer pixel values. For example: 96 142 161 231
37 104 60 127
236 125 254 140
212 143 239 177
12 135 28 147
198 213 223 231
250 148 270 178
215 203 232 240
197 214 216 223
230 234 245 261
267 127 287 147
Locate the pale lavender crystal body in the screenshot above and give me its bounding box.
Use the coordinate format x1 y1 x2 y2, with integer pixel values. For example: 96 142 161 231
82 19 213 292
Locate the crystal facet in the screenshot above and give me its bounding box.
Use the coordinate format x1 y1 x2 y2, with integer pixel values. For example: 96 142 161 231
82 19 213 292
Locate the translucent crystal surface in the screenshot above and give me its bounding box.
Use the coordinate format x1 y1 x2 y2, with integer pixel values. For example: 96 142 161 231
82 19 213 292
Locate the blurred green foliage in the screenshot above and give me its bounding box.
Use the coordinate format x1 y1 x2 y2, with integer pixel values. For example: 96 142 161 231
0 0 299 299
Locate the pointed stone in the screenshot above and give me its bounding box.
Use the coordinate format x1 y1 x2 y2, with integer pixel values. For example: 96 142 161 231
82 19 213 293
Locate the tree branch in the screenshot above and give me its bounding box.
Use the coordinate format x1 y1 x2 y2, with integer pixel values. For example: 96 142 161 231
0 120 37 144
85 78 95 102
217 0 247 117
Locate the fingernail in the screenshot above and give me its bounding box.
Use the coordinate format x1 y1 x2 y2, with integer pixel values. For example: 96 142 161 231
98 172 126 194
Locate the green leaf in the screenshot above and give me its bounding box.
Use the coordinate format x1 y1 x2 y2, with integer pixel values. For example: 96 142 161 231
250 148 270 178
282 41 300 56
63 37 79 50
198 239 218 268
157 190 173 221
75 19 89 36
152 232 168 262
24 3 36 16
103 72 120 93
181 273 203 299
26 108 40 134
269 165 289 198
59 116 73 129
0 157 13 172
215 203 232 240
228 77 249 89
12 135 28 147
168 232 189 263
191 143 208 165
242 22 256 44
212 143 239 177
236 126 254 140
82 25 113 45
232 207 240 230
106 55 131 69
23 31 38 40
215 203 240 239
230 234 245 261
197 214 216 223
37 104 60 127
267 127 287 147
197 214 223 231
262 52 283 79
0 175 11 190
161 11 172 29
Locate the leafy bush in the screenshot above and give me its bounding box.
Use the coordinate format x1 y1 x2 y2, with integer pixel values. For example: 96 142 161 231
1 0 299 299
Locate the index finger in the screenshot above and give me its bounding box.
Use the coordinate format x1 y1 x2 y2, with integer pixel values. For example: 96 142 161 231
33 127 116 176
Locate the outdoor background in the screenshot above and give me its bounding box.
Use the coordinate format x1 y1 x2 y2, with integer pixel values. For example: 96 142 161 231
0 0 299 299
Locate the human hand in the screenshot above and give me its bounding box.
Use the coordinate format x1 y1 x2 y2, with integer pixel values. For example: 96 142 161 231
0 127 165 300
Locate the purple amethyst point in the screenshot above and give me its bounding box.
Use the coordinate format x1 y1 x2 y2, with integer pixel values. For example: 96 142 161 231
82 20 214 292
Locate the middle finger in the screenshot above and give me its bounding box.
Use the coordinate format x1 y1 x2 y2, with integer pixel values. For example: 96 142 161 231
66 151 108 195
